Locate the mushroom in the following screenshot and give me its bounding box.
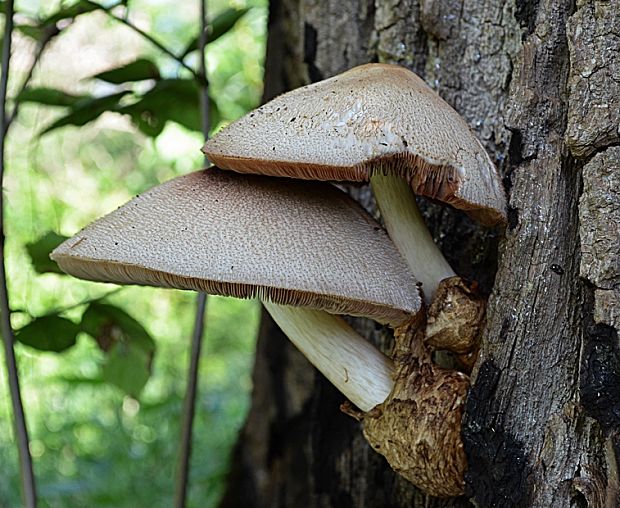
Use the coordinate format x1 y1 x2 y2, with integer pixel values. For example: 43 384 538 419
52 167 469 496
51 167 421 410
202 63 505 355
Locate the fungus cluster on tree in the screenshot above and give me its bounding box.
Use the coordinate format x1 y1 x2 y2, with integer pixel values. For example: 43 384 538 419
52 63 506 497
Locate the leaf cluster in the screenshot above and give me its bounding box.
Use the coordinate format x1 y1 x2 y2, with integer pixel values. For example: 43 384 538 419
13 4 249 136
20 233 155 397
8 1 251 398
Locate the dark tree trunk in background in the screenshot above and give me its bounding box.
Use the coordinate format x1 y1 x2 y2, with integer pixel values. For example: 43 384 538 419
222 0 620 506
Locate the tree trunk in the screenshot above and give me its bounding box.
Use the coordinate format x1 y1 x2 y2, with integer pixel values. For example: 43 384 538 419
221 0 620 506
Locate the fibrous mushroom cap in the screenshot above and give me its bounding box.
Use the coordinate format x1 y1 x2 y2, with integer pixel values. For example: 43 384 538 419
51 168 421 326
203 63 506 226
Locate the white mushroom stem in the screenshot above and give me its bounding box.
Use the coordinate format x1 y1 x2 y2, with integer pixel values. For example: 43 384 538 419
263 300 394 411
370 173 455 303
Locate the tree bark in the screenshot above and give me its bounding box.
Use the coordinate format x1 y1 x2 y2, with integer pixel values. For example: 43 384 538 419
221 0 620 506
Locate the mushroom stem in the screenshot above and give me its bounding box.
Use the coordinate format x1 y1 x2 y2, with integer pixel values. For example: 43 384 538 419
262 300 394 411
370 173 455 303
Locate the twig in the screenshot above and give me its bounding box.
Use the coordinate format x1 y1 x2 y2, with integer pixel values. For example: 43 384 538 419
0 2 38 506
5 23 61 131
31 287 123 319
197 0 210 138
175 293 206 508
174 1 209 506
100 5 202 82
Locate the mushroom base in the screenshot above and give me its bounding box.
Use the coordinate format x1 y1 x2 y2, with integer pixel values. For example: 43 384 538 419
343 324 469 498
425 276 486 357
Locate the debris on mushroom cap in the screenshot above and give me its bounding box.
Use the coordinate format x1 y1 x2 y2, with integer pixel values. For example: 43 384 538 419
203 63 507 226
51 167 422 327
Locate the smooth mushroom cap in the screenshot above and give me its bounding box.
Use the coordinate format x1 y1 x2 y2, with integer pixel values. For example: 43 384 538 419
203 63 506 226
51 167 422 327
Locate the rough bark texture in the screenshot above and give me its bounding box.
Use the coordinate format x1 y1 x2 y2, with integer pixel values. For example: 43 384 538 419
221 0 619 506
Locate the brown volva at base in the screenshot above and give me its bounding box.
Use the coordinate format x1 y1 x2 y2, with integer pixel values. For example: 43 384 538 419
343 324 469 498
426 276 486 356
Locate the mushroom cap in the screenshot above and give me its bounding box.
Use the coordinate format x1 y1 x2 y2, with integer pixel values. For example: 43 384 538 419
203 63 506 226
51 168 422 326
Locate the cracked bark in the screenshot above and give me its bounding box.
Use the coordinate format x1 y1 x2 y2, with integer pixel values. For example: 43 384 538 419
220 0 619 506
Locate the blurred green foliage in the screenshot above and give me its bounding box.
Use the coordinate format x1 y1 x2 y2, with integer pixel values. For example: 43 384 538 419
0 0 266 506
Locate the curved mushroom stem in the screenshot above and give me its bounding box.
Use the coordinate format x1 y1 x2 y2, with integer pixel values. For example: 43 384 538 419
370 173 455 303
263 301 469 496
370 175 485 365
262 300 394 412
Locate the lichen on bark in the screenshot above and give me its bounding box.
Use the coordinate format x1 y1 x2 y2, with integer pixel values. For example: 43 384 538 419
579 147 620 292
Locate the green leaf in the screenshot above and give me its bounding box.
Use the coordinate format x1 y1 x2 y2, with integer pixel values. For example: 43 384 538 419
56 375 104 386
43 0 102 25
17 315 80 352
122 79 200 132
124 104 166 138
81 303 155 397
207 96 220 130
92 58 160 84
101 341 150 398
17 87 89 108
16 24 47 40
40 91 129 135
26 231 69 274
120 79 218 135
81 302 155 354
209 7 250 41
181 8 249 57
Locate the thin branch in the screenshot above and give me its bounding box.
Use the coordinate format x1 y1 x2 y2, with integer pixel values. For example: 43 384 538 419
0 1 37 506
197 0 210 138
5 23 61 131
100 5 202 81
32 287 123 319
174 1 209 506
175 293 206 508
